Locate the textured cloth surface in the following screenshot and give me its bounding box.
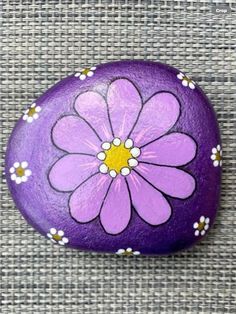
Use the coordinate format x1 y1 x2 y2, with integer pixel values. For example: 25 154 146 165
0 1 236 313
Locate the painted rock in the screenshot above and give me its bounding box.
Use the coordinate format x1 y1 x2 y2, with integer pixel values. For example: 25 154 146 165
5 61 222 255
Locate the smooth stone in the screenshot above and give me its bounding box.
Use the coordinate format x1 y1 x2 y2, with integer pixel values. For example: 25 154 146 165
5 61 222 255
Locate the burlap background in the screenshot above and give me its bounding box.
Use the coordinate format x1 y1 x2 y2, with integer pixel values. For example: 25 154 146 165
1 1 236 313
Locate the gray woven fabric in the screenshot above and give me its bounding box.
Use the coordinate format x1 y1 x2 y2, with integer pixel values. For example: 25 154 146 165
0 1 236 313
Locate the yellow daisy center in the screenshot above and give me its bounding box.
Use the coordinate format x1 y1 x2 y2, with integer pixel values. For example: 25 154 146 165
104 143 132 173
82 68 91 75
197 222 205 231
16 167 25 177
183 76 192 83
122 251 133 256
215 151 221 161
28 107 36 117
52 234 62 241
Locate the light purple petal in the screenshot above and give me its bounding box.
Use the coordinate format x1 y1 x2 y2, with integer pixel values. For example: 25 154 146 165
74 91 113 141
49 154 99 192
69 173 112 223
140 133 197 166
100 176 131 234
52 115 101 154
107 79 142 140
136 163 195 199
130 92 180 147
127 172 171 225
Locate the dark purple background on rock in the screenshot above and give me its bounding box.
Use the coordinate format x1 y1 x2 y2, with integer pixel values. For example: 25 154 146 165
5 61 221 255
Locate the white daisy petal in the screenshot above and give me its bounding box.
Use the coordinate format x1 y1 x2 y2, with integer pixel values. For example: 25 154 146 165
212 148 217 154
126 248 132 253
33 113 39 120
204 224 209 231
21 176 28 182
50 228 57 235
15 177 22 184
220 150 223 156
133 251 140 255
177 73 184 79
58 241 65 245
217 144 221 151
130 147 141 158
58 230 64 237
31 103 36 108
27 116 33 123
205 218 210 224
47 233 52 239
200 216 205 223
87 71 94 77
25 169 32 177
219 160 223 167
21 161 28 169
189 82 195 89
10 167 15 174
128 158 138 167
109 170 117 178
211 154 216 160
124 138 133 149
194 230 200 236
11 174 17 181
182 79 188 87
116 249 125 255
102 142 111 150
22 115 28 120
51 239 57 243
91 66 96 71
193 222 198 229
121 167 130 176
79 74 86 80
14 162 20 168
213 160 219 167
99 163 108 174
62 237 69 244
74 72 80 77
113 138 121 146
201 230 206 236
97 152 106 161
35 106 41 112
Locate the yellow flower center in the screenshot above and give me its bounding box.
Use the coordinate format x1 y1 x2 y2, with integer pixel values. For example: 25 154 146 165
82 68 91 75
184 76 192 83
197 222 205 231
122 251 133 256
16 167 25 177
104 143 132 173
28 107 36 117
215 151 221 161
53 234 62 241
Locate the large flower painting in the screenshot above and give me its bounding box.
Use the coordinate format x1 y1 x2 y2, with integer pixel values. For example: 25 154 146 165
49 78 197 235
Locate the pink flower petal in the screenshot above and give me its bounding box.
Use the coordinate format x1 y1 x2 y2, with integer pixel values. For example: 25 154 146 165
74 91 113 141
49 154 99 192
136 163 196 199
69 173 112 223
52 115 101 154
100 176 131 234
127 172 171 225
130 92 180 147
140 133 197 166
107 79 142 140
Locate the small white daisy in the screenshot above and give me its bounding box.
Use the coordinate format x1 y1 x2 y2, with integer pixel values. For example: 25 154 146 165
116 247 140 256
9 161 32 184
22 103 41 123
75 66 96 80
177 72 195 89
47 228 69 246
211 144 222 167
97 138 140 178
193 216 210 236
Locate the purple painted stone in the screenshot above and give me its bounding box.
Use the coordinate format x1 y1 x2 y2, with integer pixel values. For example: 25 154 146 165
5 61 222 256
